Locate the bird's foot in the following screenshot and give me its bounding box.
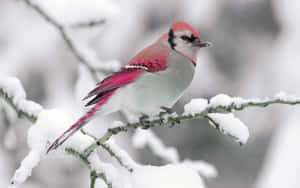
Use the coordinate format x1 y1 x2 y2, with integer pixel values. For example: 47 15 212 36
159 106 173 119
160 106 173 114
139 114 150 129
159 106 178 127
169 118 181 128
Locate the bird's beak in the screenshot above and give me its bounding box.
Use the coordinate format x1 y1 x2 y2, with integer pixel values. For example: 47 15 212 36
193 39 211 48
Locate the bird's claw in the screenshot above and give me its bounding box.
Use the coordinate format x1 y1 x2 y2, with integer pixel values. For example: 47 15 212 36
160 106 173 114
159 106 173 119
169 119 181 128
159 106 176 127
139 114 150 129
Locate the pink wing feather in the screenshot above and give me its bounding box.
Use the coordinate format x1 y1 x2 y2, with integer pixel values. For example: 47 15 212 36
83 44 169 104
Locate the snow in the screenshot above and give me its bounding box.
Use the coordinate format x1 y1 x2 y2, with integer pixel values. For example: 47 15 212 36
182 159 218 179
110 121 125 129
209 94 234 108
132 129 179 163
207 113 249 145
89 152 118 184
95 179 108 188
274 91 300 102
106 139 138 169
11 108 94 185
185 93 300 116
130 164 205 188
183 98 208 116
11 149 42 185
0 74 43 117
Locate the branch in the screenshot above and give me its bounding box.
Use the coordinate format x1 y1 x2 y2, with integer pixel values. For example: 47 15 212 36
82 93 300 157
22 0 118 82
90 170 112 188
81 129 133 172
65 148 112 188
1 75 113 187
0 88 37 123
0 75 42 123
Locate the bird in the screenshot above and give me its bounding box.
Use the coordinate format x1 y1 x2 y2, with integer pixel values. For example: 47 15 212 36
47 20 210 153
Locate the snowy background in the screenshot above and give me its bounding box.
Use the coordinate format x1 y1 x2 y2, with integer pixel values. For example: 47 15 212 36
1 0 300 188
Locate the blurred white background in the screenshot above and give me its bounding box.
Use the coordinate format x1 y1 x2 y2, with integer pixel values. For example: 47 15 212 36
1 0 300 187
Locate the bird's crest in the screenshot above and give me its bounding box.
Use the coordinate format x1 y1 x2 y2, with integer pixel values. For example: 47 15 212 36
171 20 200 38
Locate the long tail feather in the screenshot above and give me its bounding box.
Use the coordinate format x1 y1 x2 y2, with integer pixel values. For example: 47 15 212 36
47 89 116 154
46 106 98 153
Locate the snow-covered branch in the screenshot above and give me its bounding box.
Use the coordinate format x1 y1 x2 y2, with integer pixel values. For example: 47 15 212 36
22 0 120 82
65 148 112 188
0 74 42 123
81 129 134 172
82 92 300 157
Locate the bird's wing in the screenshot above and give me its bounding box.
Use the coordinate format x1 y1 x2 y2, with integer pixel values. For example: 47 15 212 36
47 45 170 153
83 46 170 106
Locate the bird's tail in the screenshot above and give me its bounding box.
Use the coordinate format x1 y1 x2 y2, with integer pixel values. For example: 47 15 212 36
47 87 117 154
46 105 99 153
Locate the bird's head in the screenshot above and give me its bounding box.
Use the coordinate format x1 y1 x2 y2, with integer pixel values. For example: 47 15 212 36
159 20 210 65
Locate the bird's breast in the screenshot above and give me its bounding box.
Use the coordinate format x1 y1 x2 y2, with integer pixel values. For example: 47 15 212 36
121 51 195 116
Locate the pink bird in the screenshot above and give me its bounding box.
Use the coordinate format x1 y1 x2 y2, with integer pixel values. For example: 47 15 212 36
47 20 210 153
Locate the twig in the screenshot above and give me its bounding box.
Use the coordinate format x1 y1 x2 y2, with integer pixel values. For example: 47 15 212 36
22 0 114 82
71 19 105 29
81 129 133 172
90 170 112 188
0 88 37 123
81 129 134 172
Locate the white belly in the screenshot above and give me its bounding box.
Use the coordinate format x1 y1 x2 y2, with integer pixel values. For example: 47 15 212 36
120 52 195 120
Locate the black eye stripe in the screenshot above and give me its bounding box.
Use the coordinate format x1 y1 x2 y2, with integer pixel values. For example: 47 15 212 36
168 29 176 49
180 34 197 42
181 36 189 41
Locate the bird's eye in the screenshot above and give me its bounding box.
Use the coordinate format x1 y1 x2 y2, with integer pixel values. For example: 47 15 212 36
180 36 190 41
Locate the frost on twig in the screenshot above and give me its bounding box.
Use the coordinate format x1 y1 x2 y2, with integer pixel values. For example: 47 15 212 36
0 74 42 123
22 0 120 82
